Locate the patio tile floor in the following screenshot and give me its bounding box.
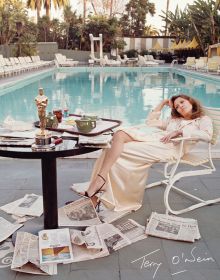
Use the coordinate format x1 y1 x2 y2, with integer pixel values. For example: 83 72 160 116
0 157 219 280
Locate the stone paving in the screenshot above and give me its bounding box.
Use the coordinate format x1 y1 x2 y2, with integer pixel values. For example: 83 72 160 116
0 157 220 280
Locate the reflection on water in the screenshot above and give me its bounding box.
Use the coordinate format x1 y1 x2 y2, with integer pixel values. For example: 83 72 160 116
0 70 220 127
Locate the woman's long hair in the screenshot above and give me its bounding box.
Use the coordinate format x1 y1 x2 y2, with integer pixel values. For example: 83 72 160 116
170 94 204 119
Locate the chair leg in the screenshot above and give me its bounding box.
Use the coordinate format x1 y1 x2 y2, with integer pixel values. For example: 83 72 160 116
164 169 216 215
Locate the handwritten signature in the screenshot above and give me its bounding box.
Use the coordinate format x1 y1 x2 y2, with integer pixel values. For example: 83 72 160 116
131 246 215 279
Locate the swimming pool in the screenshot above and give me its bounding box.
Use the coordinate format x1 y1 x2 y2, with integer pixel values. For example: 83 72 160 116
1 67 220 127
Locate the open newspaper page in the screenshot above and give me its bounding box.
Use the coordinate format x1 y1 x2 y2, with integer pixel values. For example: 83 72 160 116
0 194 43 217
98 208 131 223
145 212 201 242
0 217 23 243
11 232 57 275
71 225 103 249
112 219 147 246
0 198 25 216
14 194 43 217
58 198 101 227
96 223 131 253
67 226 109 263
69 229 109 262
39 228 73 264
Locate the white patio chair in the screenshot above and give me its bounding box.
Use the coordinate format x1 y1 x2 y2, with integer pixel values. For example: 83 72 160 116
146 107 220 215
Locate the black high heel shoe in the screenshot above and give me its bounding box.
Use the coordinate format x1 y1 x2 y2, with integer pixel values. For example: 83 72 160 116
84 174 106 198
71 174 106 199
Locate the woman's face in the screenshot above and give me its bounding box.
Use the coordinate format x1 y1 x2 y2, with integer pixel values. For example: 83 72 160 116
173 97 193 118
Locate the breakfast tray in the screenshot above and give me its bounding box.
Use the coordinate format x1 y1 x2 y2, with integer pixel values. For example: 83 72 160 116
34 114 122 137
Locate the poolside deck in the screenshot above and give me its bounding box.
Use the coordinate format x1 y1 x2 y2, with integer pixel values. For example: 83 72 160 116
0 157 220 280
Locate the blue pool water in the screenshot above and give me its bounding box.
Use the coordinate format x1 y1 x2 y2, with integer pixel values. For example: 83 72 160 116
1 68 220 127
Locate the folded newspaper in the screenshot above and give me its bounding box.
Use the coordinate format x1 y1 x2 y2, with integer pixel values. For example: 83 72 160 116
58 198 101 227
39 228 73 264
145 212 201 242
11 232 57 275
0 217 23 243
78 134 112 148
0 194 43 218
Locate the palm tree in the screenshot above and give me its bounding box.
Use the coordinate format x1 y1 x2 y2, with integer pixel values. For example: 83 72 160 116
26 0 43 22
43 0 69 18
188 0 220 48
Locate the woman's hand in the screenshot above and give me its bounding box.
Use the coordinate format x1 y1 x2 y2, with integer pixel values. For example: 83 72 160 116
153 99 172 112
160 130 182 143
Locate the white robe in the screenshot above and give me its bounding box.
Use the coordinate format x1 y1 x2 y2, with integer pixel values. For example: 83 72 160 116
91 111 213 212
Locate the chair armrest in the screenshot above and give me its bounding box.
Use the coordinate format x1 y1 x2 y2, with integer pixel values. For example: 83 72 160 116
171 136 209 143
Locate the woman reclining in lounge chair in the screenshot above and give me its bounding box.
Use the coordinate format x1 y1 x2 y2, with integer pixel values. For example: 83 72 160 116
74 95 213 211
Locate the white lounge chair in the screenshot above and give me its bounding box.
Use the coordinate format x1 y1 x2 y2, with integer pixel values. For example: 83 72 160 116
145 55 165 64
138 55 159 67
146 107 220 215
116 55 128 64
206 59 219 73
182 57 196 69
102 55 121 66
55 53 78 67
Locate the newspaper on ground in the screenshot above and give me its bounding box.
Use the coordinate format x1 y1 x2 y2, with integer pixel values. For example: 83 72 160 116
69 229 109 262
0 217 23 243
112 219 147 246
96 223 131 253
12 214 35 224
58 198 101 227
39 228 73 265
145 212 201 242
0 194 43 217
71 225 103 249
98 207 131 223
11 232 57 275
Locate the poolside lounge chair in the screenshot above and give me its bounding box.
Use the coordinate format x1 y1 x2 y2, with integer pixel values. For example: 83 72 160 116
116 55 128 64
182 57 196 69
145 55 165 64
191 58 207 71
137 55 159 67
146 107 220 215
102 55 121 66
206 59 219 73
55 53 79 67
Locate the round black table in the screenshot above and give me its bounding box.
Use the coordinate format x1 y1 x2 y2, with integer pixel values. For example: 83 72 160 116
0 140 98 230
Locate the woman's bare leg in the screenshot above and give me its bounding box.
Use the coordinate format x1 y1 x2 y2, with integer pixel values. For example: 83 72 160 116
85 131 134 197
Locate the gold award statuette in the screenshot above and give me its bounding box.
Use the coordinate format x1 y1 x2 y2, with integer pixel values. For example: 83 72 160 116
32 88 55 150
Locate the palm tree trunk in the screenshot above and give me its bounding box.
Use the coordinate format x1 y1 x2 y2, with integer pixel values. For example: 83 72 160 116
90 1 97 15
191 19 205 54
110 0 113 17
83 0 86 23
45 0 50 18
165 0 170 36
36 0 41 23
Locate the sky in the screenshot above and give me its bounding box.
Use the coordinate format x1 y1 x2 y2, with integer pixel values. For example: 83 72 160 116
146 0 195 30
28 0 196 31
